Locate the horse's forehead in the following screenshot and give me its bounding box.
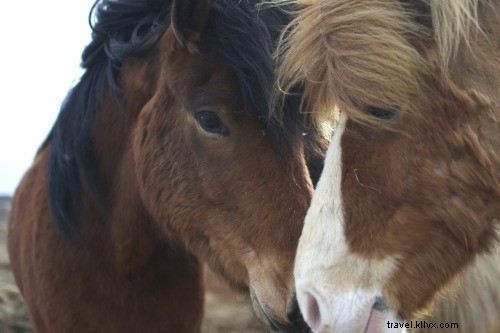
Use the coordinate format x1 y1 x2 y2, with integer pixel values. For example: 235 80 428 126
164 49 238 98
168 47 226 78
300 114 346 244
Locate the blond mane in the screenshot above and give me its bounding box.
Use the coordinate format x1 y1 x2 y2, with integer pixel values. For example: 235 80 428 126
431 0 481 64
273 0 484 126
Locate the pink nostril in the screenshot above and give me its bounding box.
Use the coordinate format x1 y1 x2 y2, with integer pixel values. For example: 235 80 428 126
304 292 322 332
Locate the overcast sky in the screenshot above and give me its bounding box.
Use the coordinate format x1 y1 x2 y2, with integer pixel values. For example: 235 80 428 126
0 0 96 195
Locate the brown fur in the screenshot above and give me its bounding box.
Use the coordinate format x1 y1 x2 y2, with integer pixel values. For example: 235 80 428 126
341 73 499 318
7 3 319 332
274 0 500 325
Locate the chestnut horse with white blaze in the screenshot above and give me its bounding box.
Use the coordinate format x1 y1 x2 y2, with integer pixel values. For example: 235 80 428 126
273 0 500 332
7 0 327 332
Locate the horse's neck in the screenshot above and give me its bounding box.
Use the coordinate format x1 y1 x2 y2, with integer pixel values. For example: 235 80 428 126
448 2 500 159
85 96 155 274
69 98 205 320
448 1 500 84
446 2 500 224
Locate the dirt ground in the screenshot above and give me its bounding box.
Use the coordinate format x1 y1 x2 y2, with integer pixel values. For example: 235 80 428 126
0 197 272 333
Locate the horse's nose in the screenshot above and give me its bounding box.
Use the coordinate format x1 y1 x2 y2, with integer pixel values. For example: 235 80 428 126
287 292 312 333
299 292 322 332
296 289 393 333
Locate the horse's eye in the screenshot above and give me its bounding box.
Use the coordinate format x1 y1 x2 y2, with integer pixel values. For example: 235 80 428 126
195 111 229 136
365 105 397 120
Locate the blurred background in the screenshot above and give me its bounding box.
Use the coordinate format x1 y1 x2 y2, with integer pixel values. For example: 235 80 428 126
0 0 95 196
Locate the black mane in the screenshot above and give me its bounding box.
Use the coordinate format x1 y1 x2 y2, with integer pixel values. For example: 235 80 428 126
45 0 317 238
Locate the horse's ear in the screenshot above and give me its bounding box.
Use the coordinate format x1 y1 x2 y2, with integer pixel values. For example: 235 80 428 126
171 0 212 49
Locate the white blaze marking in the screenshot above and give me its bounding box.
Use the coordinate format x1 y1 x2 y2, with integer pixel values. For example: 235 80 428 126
295 113 401 332
295 112 348 288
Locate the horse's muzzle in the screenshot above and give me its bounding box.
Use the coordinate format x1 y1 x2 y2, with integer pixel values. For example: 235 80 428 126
284 291 312 333
252 288 311 333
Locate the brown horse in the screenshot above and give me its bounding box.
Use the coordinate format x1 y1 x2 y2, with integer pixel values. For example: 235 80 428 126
273 0 500 332
7 0 326 332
